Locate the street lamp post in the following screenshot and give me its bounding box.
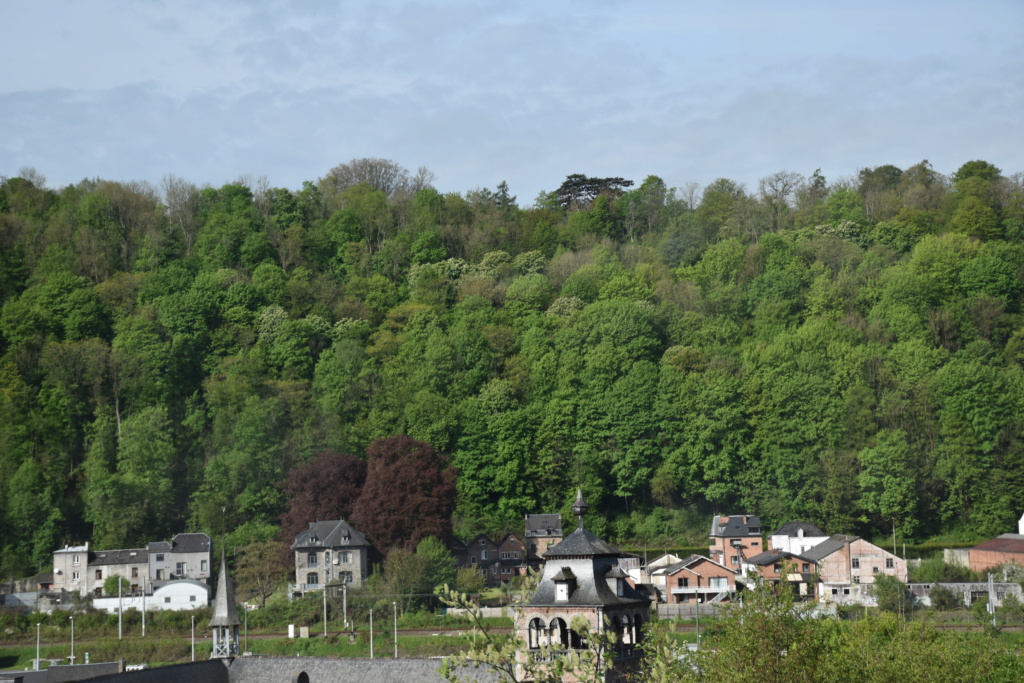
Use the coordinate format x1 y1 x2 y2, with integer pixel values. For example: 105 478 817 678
191 616 195 661
69 616 75 664
35 623 40 671
393 602 398 659
118 579 123 641
141 578 146 638
369 609 374 659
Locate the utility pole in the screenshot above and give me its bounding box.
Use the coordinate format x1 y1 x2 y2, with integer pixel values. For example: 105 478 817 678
323 589 328 638
69 616 75 665
343 583 348 630
393 602 398 659
369 609 374 659
191 616 195 661
141 578 146 637
118 579 123 640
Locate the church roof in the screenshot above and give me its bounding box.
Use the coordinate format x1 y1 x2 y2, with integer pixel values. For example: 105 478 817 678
209 549 240 627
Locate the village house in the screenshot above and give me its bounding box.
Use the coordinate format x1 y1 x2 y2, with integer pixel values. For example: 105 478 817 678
651 554 736 605
742 549 818 600
770 521 829 556
968 534 1024 572
525 513 563 562
290 519 371 596
516 490 651 683
148 533 213 589
708 514 764 570
802 534 907 605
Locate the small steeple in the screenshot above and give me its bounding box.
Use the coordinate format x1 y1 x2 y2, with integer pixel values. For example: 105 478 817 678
572 488 590 529
209 548 240 658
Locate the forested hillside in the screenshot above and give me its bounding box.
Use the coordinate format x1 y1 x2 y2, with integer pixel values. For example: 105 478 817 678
2 159 1023 576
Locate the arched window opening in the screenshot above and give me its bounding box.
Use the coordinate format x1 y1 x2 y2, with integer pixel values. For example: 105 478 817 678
550 617 569 649
528 618 545 650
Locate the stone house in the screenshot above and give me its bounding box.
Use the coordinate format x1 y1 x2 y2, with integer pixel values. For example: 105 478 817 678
291 519 371 596
148 532 213 589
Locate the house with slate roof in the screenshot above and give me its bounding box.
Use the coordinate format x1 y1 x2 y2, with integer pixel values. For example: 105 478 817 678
290 519 371 596
148 532 212 590
525 513 563 562
516 490 651 683
708 514 764 571
769 521 829 556
742 549 818 600
802 534 906 605
650 554 736 605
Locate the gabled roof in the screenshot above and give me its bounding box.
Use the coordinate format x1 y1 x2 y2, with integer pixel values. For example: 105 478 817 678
525 514 563 536
653 554 732 577
291 520 369 550
147 541 172 552
972 534 1024 554
771 521 826 537
91 548 148 565
543 526 621 559
709 515 762 538
801 534 859 562
745 549 814 566
172 533 212 554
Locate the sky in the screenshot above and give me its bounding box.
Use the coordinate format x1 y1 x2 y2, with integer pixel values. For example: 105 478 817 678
2 0 1022 205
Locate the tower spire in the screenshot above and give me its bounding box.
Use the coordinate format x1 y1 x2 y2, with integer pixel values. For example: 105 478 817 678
572 488 589 529
209 547 240 658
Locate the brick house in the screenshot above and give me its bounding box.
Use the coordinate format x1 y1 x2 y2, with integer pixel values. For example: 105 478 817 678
290 519 371 596
803 534 907 605
968 534 1024 572
743 549 817 600
708 514 764 570
651 555 736 605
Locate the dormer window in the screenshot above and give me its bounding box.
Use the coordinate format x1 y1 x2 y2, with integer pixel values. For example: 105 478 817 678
553 567 576 603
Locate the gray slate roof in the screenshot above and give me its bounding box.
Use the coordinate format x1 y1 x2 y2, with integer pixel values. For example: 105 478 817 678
744 549 814 566
709 515 762 538
771 521 826 537
801 534 859 562
173 532 212 553
543 526 620 558
210 550 240 627
90 548 148 566
292 520 370 550
147 541 172 552
525 514 562 536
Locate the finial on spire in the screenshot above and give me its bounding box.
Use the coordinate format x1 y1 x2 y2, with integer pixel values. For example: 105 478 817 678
572 488 589 529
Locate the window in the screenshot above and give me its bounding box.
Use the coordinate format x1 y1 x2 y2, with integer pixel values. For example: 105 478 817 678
72 555 80 565
678 578 689 587
165 597 171 603
340 551 352 564
470 556 477 565
307 553 318 567
709 577 728 589
752 541 759 547
156 569 164 580
774 564 781 573
72 571 80 582
501 552 511 560
514 552 519 560
190 595 196 602
802 563 810 572
340 571 353 584
730 556 739 565
95 569 103 580
156 554 164 562
502 568 509 575
307 573 319 586
851 558 860 569
853 576 860 584
480 540 486 546
201 560 208 572
131 567 139 578
831 588 838 595
843 588 850 595
886 558 894 569
176 562 186 575
873 566 879 574
481 550 488 560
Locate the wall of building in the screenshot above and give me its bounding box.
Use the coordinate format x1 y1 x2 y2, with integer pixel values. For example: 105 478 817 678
969 550 1024 573
226 656 497 683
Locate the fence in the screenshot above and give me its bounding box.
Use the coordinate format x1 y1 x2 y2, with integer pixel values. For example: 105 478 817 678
657 603 724 618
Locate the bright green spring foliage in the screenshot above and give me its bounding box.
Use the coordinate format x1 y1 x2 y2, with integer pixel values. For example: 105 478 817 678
2 160 1024 575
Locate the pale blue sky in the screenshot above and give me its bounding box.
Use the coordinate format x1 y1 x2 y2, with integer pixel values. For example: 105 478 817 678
2 1 1022 203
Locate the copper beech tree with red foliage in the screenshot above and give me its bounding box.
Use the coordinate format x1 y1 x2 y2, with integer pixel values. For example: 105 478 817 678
278 450 367 543
350 435 458 551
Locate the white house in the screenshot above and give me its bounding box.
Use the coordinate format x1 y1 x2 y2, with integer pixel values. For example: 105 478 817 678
770 522 829 556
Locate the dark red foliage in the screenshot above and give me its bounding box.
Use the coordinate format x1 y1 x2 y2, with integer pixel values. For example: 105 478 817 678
279 450 367 543
350 435 457 552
